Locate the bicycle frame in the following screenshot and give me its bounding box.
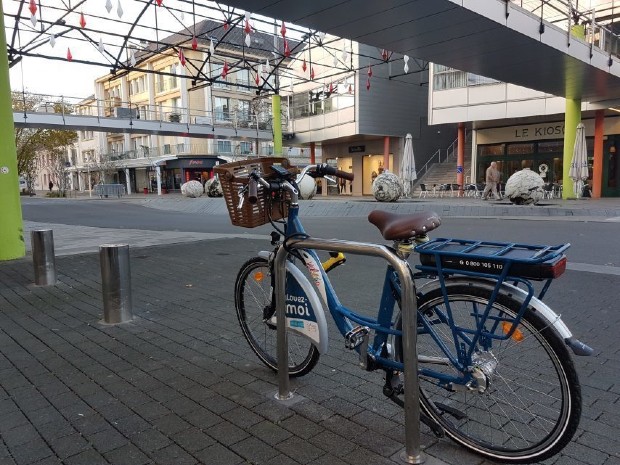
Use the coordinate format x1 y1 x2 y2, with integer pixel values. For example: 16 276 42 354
276 200 589 391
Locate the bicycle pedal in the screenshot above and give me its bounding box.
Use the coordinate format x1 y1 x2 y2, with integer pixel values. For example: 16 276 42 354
344 326 369 350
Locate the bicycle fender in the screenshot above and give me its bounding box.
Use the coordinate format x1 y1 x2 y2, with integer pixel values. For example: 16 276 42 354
258 251 329 354
417 278 593 356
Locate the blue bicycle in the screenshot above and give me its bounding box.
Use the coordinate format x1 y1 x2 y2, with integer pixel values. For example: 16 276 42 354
214 158 592 464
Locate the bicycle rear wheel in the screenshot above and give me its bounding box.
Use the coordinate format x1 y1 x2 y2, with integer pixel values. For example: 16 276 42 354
235 257 319 377
395 281 581 463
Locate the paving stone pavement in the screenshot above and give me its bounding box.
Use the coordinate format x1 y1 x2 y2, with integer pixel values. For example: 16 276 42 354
2 194 619 465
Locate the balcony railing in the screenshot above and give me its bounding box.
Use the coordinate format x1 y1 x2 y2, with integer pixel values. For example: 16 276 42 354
511 0 620 60
98 141 270 164
14 92 288 132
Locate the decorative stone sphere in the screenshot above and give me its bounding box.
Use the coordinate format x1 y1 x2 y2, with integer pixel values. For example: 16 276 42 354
505 168 544 205
297 174 317 200
205 177 223 197
372 172 403 202
181 180 203 198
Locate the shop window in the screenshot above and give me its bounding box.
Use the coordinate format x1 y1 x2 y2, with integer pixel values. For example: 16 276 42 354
507 143 535 156
538 140 563 153
479 144 505 156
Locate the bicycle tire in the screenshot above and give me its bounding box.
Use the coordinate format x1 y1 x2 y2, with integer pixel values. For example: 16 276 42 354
235 257 319 377
394 281 581 463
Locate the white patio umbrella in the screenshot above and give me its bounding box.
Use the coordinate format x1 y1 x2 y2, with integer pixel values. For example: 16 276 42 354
568 123 589 198
400 133 417 197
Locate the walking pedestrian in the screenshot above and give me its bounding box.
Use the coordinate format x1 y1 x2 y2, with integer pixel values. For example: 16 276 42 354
482 161 501 200
48 180 54 192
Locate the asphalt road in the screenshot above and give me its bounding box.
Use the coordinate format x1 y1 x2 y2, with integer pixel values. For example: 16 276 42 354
20 197 620 267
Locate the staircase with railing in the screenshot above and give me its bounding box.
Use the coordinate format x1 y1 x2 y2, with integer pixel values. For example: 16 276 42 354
414 131 472 194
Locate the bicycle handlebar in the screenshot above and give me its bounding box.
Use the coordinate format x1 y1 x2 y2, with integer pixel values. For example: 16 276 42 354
248 176 258 204
314 163 354 181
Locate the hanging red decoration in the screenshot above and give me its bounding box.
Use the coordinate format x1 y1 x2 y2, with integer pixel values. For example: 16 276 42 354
254 73 260 85
79 12 86 28
283 40 290 57
280 21 287 37
366 78 371 91
156 0 163 6
367 66 373 78
67 48 73 61
29 0 37 16
191 36 198 50
244 19 251 34
301 57 307 72
381 49 389 61
222 61 229 79
178 48 186 66
223 21 229 31
310 67 315 80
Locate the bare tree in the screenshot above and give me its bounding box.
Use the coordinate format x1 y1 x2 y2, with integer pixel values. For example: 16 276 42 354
93 155 119 184
13 92 77 194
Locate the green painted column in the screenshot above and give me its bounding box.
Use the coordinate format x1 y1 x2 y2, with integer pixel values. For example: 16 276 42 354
0 0 26 260
272 94 282 156
562 98 581 200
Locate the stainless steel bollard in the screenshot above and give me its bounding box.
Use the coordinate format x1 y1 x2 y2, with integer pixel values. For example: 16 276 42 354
99 244 133 324
32 230 57 286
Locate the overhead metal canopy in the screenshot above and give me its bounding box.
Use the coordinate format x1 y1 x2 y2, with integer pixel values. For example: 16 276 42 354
217 0 620 103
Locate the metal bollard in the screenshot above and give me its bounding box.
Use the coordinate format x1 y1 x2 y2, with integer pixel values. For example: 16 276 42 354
32 230 57 286
99 244 133 324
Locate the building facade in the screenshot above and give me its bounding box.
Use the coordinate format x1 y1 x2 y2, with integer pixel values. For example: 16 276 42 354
81 19 294 193
428 63 620 196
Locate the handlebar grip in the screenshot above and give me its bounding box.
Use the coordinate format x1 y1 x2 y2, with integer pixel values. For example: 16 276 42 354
248 177 258 204
316 163 354 181
336 170 354 182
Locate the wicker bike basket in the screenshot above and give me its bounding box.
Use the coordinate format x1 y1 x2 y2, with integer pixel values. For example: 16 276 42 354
214 157 298 228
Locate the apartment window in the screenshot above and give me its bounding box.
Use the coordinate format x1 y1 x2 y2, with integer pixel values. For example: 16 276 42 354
433 65 467 90
212 63 229 88
217 140 232 153
214 97 230 121
433 64 498 90
239 141 252 154
236 69 250 91
170 64 178 89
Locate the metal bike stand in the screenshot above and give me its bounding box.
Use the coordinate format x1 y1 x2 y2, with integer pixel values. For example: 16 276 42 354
274 238 425 464
31 229 57 286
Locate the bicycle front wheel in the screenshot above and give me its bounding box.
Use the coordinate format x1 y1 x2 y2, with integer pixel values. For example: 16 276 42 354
235 257 319 377
396 281 581 463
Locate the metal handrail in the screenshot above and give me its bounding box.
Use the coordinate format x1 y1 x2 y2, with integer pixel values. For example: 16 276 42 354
416 149 441 180
510 0 620 60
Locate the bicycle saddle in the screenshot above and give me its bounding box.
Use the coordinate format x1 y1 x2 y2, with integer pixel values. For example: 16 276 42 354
368 210 441 240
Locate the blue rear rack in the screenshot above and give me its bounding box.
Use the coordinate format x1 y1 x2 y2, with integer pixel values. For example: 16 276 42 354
415 238 569 281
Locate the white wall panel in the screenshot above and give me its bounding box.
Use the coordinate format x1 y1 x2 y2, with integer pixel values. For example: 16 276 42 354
506 84 546 100
433 88 468 108
507 99 546 118
467 102 507 121
469 84 505 104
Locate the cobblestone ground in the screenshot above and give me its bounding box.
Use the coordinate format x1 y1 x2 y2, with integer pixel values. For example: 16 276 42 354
0 238 618 465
